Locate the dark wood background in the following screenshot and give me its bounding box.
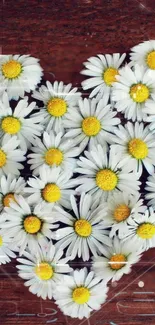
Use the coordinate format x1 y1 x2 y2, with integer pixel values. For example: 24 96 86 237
1 0 155 324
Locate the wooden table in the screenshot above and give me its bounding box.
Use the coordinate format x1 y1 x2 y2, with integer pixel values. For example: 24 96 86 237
2 0 155 324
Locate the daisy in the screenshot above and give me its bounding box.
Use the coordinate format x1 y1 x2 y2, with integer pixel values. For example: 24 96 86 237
55 267 108 319
0 134 25 177
0 228 18 265
17 242 72 300
92 237 143 282
0 78 7 97
32 80 81 133
0 174 26 212
81 53 126 99
1 195 58 255
145 174 155 208
120 208 155 251
111 122 155 175
0 54 43 100
54 193 111 261
24 165 76 209
112 64 155 121
64 97 120 151
0 92 43 151
130 40 155 78
75 145 141 202
28 131 80 176
102 192 146 238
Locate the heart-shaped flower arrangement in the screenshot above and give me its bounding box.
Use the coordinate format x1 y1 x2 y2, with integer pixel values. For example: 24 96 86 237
0 41 155 320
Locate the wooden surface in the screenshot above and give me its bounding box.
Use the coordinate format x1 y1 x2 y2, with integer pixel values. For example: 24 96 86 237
2 0 155 324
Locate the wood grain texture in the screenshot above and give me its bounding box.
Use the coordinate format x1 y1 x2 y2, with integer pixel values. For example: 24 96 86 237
2 0 155 324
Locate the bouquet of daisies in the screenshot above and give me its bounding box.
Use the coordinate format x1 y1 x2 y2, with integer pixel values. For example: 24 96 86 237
1 41 155 320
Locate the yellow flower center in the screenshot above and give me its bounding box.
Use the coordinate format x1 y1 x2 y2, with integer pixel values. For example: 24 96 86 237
2 60 22 79
103 67 119 86
146 51 155 70
24 215 41 234
96 169 118 191
128 138 148 160
114 204 131 222
74 219 92 237
109 254 126 270
0 236 3 247
72 287 90 304
44 148 63 166
0 149 6 168
35 262 54 281
82 117 101 136
47 98 67 117
130 83 149 103
137 223 155 239
1 117 21 135
42 183 61 203
3 193 16 207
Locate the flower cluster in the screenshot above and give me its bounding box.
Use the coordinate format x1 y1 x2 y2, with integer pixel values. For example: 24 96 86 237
1 42 155 320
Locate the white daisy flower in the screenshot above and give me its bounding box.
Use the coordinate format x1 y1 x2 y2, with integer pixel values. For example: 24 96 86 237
0 134 25 177
81 53 126 99
54 193 111 261
24 165 75 209
17 242 72 300
0 79 7 97
145 174 155 208
0 92 43 151
120 208 155 251
130 40 155 78
111 122 155 175
146 115 155 134
0 174 26 212
92 237 142 282
102 192 146 238
54 267 108 319
1 195 58 255
112 64 155 121
64 97 120 151
0 54 43 100
75 145 141 202
32 80 81 133
28 131 80 176
0 228 17 265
